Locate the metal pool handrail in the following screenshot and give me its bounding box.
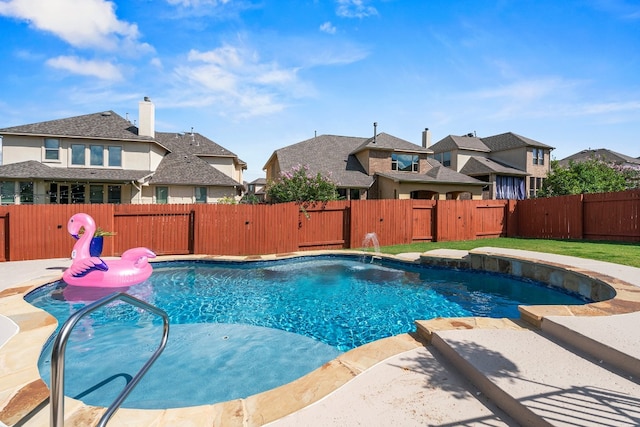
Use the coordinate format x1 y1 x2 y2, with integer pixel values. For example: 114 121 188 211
50 292 170 427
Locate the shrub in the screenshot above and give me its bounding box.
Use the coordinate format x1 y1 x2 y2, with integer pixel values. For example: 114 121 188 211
266 165 339 203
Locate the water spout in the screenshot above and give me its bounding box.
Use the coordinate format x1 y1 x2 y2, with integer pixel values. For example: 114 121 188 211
362 232 381 263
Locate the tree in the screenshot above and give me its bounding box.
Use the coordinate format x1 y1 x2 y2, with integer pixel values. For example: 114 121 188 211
538 159 627 197
266 165 339 203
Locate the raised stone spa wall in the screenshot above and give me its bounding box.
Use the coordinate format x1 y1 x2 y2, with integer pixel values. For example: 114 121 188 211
417 248 640 329
467 251 616 302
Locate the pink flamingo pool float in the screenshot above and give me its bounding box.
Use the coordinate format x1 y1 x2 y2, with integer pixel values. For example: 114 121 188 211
62 213 156 288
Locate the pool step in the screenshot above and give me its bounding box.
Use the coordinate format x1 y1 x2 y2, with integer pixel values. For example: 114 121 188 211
430 327 640 426
540 313 640 380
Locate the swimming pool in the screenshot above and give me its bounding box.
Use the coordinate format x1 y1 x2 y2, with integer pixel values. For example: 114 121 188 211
26 255 589 409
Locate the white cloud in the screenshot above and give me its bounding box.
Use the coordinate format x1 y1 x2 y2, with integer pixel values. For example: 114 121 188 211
336 0 378 18
469 78 573 102
0 0 148 51
320 21 337 34
174 45 303 117
150 57 164 68
579 100 640 115
458 77 640 124
46 55 123 81
166 0 230 7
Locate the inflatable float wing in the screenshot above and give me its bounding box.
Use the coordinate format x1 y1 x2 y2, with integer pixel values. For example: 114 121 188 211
62 213 156 288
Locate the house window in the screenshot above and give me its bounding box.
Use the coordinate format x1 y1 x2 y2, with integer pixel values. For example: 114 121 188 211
156 186 168 204
350 189 361 200
90 145 104 166
71 144 85 165
1 182 14 204
442 151 451 167
195 187 207 203
533 148 544 165
44 138 60 161
529 177 535 197
49 183 58 203
90 185 104 203
108 146 122 167
108 185 121 204
496 176 526 200
71 184 85 204
337 188 347 199
429 152 451 167
392 153 419 172
19 181 34 204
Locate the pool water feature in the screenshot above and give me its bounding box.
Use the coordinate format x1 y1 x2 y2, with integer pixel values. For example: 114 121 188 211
26 255 589 410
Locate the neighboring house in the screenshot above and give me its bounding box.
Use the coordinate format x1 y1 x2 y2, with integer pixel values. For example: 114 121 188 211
0 98 245 205
263 127 486 200
558 148 640 170
428 132 554 199
245 177 267 202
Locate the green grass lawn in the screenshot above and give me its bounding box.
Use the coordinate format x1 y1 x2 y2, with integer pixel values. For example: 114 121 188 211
375 237 640 268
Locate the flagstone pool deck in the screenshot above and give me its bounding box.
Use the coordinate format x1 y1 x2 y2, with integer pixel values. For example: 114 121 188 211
1 247 640 426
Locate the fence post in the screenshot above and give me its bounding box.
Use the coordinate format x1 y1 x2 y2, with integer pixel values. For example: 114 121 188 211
578 194 584 239
433 199 440 242
506 200 518 237
188 210 195 254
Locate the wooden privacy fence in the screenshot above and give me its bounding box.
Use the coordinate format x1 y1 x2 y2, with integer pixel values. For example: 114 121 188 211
1 190 638 261
515 189 640 241
0 199 511 261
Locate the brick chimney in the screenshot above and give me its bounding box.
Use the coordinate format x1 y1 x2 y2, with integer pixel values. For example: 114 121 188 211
138 96 155 138
422 128 431 148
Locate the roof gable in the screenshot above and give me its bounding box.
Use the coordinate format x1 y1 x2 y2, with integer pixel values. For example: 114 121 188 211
460 156 529 176
154 131 240 158
151 152 240 187
270 134 373 188
350 132 429 154
429 135 490 153
481 132 554 151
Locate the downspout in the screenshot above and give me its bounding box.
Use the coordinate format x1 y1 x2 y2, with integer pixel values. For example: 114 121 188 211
131 172 155 203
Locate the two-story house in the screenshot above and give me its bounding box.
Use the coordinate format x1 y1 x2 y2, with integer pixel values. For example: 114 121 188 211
245 178 267 202
263 126 486 200
0 98 245 204
428 132 554 199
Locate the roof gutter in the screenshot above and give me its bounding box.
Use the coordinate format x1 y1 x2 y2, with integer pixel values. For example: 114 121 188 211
132 172 155 191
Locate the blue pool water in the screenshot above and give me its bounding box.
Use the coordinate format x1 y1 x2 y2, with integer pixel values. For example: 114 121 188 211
26 255 589 409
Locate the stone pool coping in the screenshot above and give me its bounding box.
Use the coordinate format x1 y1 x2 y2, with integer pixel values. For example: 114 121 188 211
1 247 640 426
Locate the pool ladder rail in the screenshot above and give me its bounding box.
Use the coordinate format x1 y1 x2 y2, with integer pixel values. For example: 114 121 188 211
49 292 170 427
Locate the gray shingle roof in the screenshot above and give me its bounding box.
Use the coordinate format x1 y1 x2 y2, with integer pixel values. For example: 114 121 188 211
0 112 244 188
429 135 490 153
150 151 241 187
480 132 554 151
0 111 152 141
376 168 484 185
350 132 430 154
0 160 152 182
558 148 640 167
460 156 529 177
272 134 374 188
154 131 240 159
270 134 486 189
423 158 486 184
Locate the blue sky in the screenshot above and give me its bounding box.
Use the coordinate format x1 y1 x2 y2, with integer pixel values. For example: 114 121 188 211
0 0 638 181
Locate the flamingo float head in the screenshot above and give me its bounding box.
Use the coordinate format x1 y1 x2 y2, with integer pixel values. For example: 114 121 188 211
67 213 96 239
